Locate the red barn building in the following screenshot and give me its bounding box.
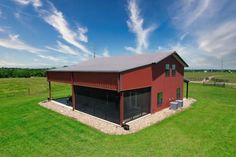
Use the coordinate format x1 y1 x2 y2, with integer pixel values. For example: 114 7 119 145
47 51 188 126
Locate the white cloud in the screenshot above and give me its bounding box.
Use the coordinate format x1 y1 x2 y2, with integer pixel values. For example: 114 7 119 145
102 48 110 57
33 58 39 62
0 58 64 68
168 0 236 68
0 9 2 18
171 0 211 28
198 20 236 58
14 12 21 19
0 34 45 53
0 27 5 33
37 54 61 62
13 0 93 64
14 0 91 56
185 0 210 27
180 32 188 41
15 0 42 8
125 0 157 54
46 41 79 55
77 26 88 42
0 33 64 63
161 43 212 68
159 40 236 69
37 2 91 55
0 60 26 67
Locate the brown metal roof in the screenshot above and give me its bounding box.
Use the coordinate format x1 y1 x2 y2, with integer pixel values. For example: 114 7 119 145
48 51 188 72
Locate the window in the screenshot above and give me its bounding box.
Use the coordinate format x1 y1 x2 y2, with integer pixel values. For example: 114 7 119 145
176 88 181 99
172 64 176 76
157 92 163 107
165 64 170 76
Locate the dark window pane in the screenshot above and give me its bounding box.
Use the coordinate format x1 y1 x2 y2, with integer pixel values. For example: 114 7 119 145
165 64 170 76
176 88 180 99
172 64 176 76
157 92 163 107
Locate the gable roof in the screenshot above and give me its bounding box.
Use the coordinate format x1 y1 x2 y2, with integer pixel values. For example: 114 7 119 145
48 51 188 73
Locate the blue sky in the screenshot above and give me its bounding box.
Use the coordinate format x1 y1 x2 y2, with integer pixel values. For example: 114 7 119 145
0 0 236 69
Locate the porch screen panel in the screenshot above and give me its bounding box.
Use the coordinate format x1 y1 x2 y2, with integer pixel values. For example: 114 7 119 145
75 86 120 124
124 87 150 122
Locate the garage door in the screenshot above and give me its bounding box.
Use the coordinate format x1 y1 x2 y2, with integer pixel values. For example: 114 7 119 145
124 87 151 122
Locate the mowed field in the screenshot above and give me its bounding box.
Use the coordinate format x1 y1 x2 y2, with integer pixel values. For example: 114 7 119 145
185 71 236 82
1 77 236 157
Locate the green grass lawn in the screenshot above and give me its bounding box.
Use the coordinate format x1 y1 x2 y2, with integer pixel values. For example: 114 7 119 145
1 77 236 156
185 71 236 83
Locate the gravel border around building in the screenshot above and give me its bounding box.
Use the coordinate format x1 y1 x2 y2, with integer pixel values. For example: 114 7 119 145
39 98 196 135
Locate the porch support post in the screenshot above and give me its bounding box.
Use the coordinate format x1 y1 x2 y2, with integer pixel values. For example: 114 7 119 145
119 92 124 126
72 85 75 111
71 72 76 111
48 81 51 101
186 82 189 99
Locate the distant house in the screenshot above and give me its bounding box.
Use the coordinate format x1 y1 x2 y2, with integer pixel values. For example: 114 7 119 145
46 51 188 126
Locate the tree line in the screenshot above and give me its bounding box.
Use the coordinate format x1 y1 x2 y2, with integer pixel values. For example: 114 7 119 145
0 68 48 78
1 67 235 78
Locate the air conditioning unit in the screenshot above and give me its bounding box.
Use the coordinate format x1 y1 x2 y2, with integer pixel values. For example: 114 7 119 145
176 100 183 108
169 101 178 110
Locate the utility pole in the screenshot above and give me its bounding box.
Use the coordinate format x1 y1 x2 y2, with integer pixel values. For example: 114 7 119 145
93 44 96 59
221 57 223 72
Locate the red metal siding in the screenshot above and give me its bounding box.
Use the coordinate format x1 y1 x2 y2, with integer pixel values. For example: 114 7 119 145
73 72 118 91
120 65 152 91
151 55 184 113
47 71 72 84
47 71 118 91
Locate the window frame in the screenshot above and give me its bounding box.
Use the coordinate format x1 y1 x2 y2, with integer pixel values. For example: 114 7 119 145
176 88 181 99
165 64 170 77
157 92 163 107
172 64 176 76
